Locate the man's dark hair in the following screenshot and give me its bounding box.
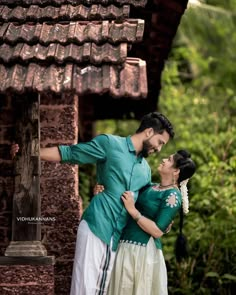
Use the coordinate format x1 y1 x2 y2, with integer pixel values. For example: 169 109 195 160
136 112 175 138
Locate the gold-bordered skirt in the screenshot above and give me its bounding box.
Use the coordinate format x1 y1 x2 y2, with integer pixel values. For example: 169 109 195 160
107 237 168 295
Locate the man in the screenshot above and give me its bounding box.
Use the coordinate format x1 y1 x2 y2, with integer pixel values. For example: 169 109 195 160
11 112 174 295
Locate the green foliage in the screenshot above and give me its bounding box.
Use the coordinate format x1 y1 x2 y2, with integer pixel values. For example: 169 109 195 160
95 119 138 136
79 165 95 210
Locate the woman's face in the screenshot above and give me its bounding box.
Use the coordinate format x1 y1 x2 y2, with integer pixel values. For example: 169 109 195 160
158 154 176 174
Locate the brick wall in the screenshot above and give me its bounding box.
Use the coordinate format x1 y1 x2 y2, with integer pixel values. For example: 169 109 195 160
0 261 54 295
40 93 81 294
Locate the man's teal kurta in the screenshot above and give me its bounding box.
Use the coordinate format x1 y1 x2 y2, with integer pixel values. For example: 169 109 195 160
58 134 151 251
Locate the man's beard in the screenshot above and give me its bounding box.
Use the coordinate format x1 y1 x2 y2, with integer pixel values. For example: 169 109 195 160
141 138 153 158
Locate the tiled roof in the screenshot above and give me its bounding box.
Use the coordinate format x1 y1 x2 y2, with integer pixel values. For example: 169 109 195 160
0 43 128 65
0 58 147 98
0 0 147 7
0 5 130 22
122 0 189 116
0 0 148 98
1 20 144 45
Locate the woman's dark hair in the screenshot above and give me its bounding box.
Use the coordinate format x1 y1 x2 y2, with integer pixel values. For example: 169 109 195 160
173 150 196 184
136 112 175 138
173 150 196 263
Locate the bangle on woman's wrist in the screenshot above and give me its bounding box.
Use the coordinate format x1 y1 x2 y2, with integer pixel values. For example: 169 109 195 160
134 212 143 222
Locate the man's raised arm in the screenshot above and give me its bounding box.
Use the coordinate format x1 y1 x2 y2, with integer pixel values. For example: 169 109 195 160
40 147 61 162
11 144 61 162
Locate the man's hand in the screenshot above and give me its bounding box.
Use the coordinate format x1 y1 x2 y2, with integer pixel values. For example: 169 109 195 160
10 143 19 159
165 221 174 234
93 184 105 195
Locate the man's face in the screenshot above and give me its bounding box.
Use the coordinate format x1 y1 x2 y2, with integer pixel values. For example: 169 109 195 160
141 130 170 158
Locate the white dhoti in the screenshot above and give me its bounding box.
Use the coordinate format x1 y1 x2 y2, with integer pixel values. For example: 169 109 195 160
70 220 116 295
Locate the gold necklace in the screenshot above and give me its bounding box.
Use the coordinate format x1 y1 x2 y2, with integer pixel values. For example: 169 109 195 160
158 183 178 190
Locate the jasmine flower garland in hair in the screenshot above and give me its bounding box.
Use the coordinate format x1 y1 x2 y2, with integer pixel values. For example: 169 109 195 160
180 179 189 214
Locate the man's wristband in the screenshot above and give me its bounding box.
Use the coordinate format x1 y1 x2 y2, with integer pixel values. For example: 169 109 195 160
134 212 143 222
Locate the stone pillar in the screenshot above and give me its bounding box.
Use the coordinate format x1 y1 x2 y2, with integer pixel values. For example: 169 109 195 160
0 94 14 256
5 93 46 256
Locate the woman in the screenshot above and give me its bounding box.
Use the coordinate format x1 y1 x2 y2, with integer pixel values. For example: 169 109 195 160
94 149 196 295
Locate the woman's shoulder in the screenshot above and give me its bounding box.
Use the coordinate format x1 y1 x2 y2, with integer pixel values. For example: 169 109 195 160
162 187 182 199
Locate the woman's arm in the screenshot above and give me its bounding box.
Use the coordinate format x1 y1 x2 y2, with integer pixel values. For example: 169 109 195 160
121 191 164 239
93 185 173 236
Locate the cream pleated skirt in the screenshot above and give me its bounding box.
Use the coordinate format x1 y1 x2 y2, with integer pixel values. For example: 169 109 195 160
107 237 168 295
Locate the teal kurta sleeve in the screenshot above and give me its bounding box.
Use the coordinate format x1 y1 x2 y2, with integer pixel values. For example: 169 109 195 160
155 189 182 232
58 134 108 164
